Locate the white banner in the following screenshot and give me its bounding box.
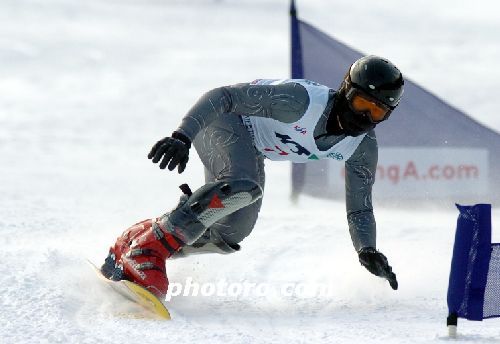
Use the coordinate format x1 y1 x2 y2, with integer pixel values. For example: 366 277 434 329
327 148 489 199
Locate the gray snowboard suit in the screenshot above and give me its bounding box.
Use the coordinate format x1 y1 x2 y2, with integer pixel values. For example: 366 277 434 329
173 80 377 254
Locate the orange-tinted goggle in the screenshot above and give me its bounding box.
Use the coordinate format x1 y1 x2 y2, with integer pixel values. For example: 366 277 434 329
346 88 391 123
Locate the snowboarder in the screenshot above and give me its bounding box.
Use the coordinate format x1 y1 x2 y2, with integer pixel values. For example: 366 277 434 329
101 55 404 298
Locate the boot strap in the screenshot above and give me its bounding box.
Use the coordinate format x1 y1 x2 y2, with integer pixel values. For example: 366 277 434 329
126 248 163 259
134 261 165 273
154 222 183 254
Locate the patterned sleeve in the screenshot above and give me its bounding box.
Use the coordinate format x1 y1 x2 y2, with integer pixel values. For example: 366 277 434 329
344 130 378 252
175 82 310 141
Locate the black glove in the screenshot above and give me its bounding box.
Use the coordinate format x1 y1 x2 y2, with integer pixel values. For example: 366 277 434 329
358 247 398 290
148 131 191 173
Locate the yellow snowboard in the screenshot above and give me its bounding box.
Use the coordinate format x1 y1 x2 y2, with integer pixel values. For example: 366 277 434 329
87 260 171 320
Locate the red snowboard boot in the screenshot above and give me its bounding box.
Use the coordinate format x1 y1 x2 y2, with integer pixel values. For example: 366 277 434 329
102 218 184 298
121 219 184 298
101 219 153 279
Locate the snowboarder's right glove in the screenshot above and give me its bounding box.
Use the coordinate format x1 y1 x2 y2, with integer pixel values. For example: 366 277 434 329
358 247 398 290
148 131 191 173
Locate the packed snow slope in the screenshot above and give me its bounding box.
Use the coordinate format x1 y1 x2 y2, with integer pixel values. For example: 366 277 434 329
1 0 500 343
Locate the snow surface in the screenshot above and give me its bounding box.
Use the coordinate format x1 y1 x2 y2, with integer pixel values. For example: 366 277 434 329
1 0 500 343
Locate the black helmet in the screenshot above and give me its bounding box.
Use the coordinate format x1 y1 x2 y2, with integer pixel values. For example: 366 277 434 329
331 55 404 137
347 55 404 109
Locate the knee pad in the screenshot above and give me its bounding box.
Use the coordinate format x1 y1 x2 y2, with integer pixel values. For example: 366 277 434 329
160 179 263 245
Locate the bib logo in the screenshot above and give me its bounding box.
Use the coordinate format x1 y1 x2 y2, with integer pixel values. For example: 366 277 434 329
264 146 289 156
262 131 347 162
263 132 311 157
327 152 344 161
275 132 311 156
293 125 307 135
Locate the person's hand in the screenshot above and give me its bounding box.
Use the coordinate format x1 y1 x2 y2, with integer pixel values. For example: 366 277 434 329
358 247 398 290
148 132 191 173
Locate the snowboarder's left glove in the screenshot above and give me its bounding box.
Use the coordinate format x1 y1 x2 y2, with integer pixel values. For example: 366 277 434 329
358 247 398 290
148 131 191 173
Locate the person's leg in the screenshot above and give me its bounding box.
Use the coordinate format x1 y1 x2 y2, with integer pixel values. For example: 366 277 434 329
104 116 264 296
172 115 265 256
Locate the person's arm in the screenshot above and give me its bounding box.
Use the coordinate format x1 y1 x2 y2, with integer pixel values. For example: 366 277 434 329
175 82 310 141
345 131 398 290
148 81 310 173
344 130 378 251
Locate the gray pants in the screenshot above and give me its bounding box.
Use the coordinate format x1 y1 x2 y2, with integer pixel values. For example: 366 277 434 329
192 115 265 246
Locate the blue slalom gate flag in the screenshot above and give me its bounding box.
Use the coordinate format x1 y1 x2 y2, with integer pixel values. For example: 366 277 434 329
447 204 500 335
